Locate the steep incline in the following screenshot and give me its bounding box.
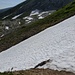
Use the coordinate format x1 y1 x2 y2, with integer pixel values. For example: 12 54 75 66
0 0 75 52
0 15 75 73
0 0 73 19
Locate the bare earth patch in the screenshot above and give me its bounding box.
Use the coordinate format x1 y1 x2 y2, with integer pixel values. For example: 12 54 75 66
12 69 75 75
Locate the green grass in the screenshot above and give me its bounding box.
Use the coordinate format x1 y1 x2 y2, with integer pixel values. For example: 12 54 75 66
0 21 2 35
0 0 75 52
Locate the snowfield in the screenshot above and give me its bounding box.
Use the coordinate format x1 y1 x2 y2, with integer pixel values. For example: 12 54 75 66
0 15 75 73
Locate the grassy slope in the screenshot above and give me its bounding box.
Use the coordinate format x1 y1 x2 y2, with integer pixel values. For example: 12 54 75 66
0 0 75 52
0 69 75 75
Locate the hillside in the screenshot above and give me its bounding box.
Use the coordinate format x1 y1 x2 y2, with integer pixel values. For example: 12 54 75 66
0 0 75 75
0 5 75 73
0 69 75 75
0 0 75 52
0 0 73 19
0 7 11 13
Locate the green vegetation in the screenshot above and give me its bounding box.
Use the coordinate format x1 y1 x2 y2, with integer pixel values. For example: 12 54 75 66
0 21 2 35
0 0 75 52
0 69 75 75
0 72 13 75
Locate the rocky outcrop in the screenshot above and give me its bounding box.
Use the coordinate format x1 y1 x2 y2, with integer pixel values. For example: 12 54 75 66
34 59 52 69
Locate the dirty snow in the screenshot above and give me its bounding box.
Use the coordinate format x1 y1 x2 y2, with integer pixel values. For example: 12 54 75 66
0 15 75 73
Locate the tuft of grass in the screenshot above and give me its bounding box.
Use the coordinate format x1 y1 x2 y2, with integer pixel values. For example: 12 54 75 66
0 0 75 52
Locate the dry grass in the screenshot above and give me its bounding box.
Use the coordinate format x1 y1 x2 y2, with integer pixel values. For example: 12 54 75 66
12 69 75 75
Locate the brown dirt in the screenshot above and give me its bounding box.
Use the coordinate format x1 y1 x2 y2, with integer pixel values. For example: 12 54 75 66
12 69 75 75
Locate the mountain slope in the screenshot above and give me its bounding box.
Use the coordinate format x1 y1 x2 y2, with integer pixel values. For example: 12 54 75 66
0 13 75 73
0 8 11 13
0 0 75 52
0 0 74 19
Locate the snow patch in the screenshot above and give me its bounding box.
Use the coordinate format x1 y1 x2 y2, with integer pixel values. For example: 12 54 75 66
0 34 4 38
0 15 75 73
2 15 9 19
12 14 22 19
23 16 33 20
38 16 44 19
5 26 9 30
30 9 40 16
